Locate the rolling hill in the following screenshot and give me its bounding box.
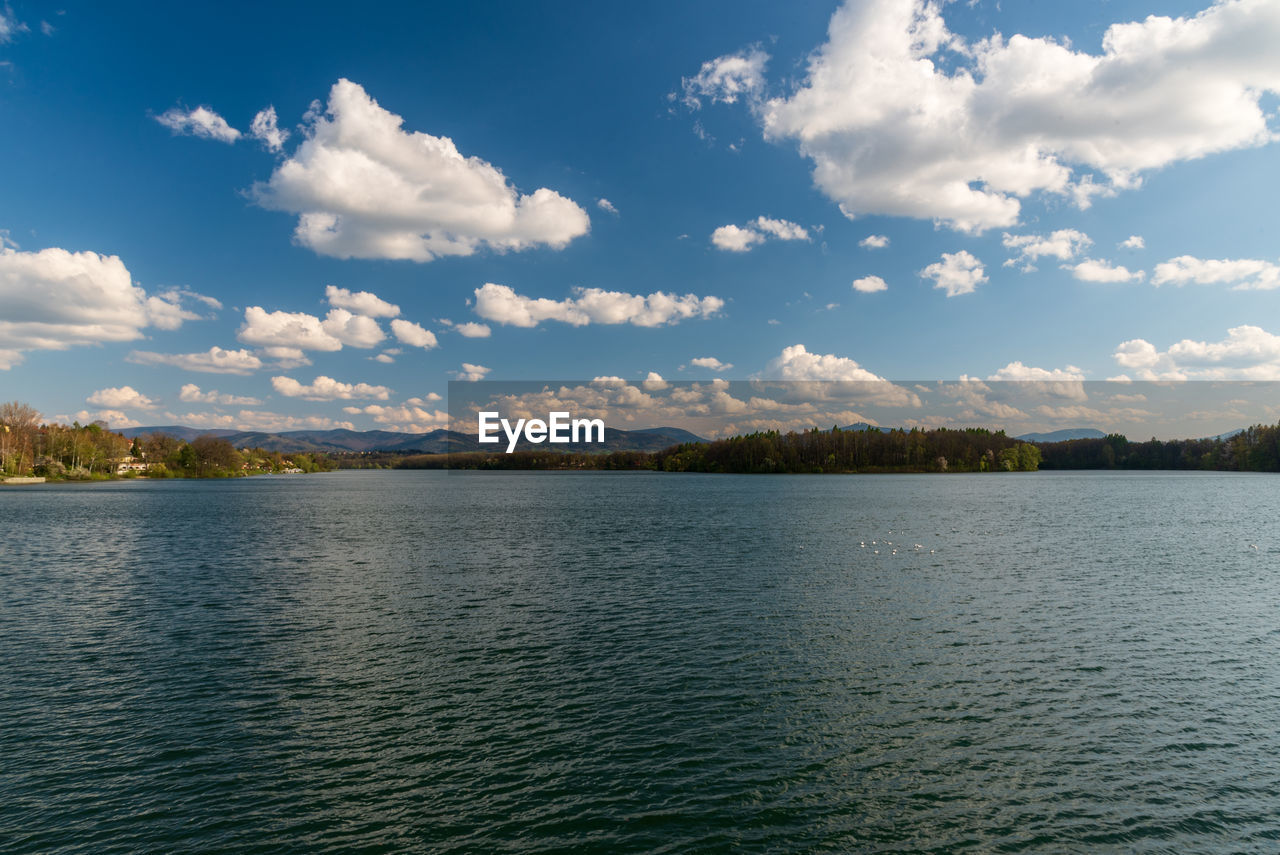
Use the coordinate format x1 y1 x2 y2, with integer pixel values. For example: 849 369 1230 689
119 425 707 454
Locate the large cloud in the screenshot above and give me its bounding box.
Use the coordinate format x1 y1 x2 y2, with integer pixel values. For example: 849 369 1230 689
0 246 207 368
703 0 1280 232
1114 325 1280 379
474 282 724 328
252 79 590 261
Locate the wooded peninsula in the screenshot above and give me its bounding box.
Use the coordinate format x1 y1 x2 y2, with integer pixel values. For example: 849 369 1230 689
394 422 1280 474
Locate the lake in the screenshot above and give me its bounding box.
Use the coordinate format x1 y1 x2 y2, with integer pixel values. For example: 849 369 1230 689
3 470 1279 852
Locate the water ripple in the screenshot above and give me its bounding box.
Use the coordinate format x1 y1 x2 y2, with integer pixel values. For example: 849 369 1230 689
3 471 1280 852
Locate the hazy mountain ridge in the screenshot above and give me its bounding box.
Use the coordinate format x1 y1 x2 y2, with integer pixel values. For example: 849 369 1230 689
1015 428 1107 443
119 425 708 453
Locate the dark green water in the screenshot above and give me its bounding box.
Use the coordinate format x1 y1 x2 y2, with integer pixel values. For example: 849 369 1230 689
3 470 1280 853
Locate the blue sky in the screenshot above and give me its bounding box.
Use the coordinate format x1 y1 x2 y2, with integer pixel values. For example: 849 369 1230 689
2 0 1279 435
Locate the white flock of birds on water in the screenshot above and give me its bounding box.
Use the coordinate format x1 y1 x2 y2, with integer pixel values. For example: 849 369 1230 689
856 529 935 556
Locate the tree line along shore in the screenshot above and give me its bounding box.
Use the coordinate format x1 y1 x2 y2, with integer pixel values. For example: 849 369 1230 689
0 402 335 481
391 423 1280 474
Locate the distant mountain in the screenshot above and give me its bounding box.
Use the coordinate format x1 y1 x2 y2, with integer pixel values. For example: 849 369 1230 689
1210 428 1244 441
1017 428 1107 443
611 426 706 447
842 422 890 432
115 425 241 442
119 424 707 454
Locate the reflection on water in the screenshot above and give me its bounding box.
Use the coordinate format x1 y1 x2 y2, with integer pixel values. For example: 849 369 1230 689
3 470 1280 852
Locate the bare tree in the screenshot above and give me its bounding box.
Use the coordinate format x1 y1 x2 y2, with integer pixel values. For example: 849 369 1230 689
0 401 41 475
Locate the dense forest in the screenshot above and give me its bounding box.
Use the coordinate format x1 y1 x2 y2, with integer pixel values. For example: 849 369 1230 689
0 401 335 480
1037 425 1280 471
401 421 1280 474
398 426 1042 473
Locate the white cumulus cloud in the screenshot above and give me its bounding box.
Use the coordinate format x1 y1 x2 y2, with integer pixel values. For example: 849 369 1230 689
251 79 590 261
325 285 400 318
711 224 764 252
238 306 343 352
127 346 264 375
474 282 723 328
859 234 889 249
1067 258 1145 283
1114 325 1280 379
171 409 355 432
0 247 206 367
689 356 733 372
155 105 241 143
682 47 769 109
454 321 490 338
852 275 888 293
764 344 886 382
179 384 261 405
320 308 385 348
457 363 490 382
642 372 668 391
921 250 986 297
987 361 1087 400
390 319 438 349
271 375 392 401
87 386 156 410
1120 235 1145 250
753 217 809 241
342 402 450 432
249 106 290 152
1151 255 1280 290
721 0 1280 232
69 409 142 429
1003 229 1092 271
711 216 809 252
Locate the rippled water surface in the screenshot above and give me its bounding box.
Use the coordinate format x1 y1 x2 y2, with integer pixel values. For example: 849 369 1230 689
4 470 1280 853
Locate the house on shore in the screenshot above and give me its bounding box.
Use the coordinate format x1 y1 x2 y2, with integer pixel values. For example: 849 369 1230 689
116 455 150 474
